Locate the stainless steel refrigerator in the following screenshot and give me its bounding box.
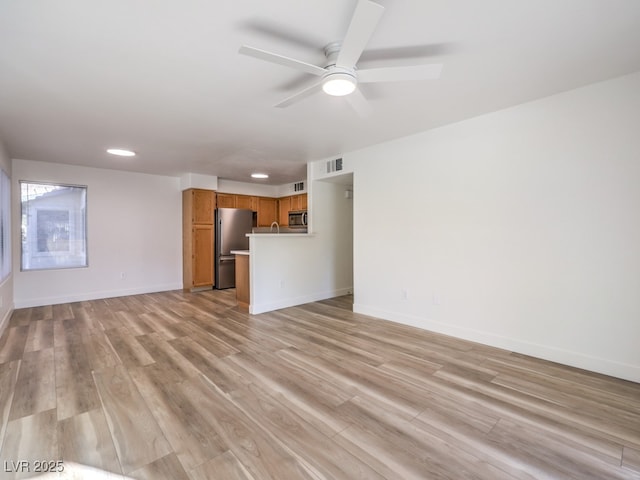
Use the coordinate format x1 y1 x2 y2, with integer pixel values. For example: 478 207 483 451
214 208 253 289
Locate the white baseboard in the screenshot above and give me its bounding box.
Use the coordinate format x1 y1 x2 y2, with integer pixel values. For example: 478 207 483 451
250 287 352 315
13 283 183 309
353 303 640 384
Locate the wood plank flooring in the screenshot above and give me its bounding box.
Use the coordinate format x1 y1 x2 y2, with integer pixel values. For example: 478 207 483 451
0 289 639 479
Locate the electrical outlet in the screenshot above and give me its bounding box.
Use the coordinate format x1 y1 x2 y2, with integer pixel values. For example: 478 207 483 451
120 272 126 280
401 288 408 300
280 279 285 288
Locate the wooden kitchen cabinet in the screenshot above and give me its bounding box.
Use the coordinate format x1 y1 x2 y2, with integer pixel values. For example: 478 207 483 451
217 193 258 211
234 253 250 311
278 196 291 226
290 195 300 212
287 194 308 212
191 224 214 287
236 194 257 211
216 192 236 208
297 193 308 210
183 188 215 290
192 189 214 224
257 197 278 226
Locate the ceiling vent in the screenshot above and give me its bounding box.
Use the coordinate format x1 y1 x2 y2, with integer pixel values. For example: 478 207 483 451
326 158 343 173
294 181 305 192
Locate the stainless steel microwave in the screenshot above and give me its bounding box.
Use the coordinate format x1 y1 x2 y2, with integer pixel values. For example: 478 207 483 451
288 210 308 227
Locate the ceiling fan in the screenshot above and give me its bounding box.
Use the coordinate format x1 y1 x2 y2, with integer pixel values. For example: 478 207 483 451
238 0 443 116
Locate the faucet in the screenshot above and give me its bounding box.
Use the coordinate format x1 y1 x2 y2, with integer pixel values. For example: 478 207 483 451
270 221 280 234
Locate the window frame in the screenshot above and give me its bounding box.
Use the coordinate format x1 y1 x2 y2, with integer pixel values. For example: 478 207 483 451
20 180 88 272
0 169 11 282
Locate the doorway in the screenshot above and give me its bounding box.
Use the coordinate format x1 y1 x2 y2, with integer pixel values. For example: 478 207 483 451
315 172 354 303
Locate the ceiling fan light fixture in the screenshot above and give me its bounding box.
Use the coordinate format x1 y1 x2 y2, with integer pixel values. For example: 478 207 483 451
322 72 357 96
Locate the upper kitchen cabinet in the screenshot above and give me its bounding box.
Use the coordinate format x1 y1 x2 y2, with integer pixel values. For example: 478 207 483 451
216 193 258 211
191 188 215 224
257 197 278 227
211 192 303 228
292 194 307 211
183 188 215 290
216 192 236 209
300 194 308 210
236 194 258 211
278 196 292 226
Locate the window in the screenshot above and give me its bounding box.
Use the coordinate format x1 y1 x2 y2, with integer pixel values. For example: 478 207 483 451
0 170 10 281
20 182 87 271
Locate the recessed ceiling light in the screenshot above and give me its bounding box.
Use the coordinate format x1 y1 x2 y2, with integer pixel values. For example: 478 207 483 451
251 173 269 179
107 148 136 157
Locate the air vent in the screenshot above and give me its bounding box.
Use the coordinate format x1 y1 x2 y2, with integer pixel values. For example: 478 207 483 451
294 181 305 192
326 158 343 173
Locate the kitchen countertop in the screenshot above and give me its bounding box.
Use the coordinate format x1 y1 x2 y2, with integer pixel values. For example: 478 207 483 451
250 227 308 235
230 250 250 255
246 233 313 238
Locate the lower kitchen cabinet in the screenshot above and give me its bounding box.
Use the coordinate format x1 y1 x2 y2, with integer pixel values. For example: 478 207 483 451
234 253 250 310
190 224 214 287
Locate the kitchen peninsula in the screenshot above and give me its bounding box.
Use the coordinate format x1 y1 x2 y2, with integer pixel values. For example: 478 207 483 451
232 230 311 312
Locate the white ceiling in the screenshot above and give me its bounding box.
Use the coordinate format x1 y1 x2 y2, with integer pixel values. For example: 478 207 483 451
1 1 639 185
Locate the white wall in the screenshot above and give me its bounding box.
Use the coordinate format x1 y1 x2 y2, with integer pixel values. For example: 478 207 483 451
249 179 353 314
341 72 640 382
179 173 218 191
0 139 14 336
216 178 307 198
13 159 182 307
275 180 307 197
216 179 279 197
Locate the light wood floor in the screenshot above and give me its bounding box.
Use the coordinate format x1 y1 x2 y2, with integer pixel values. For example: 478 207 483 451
0 290 639 479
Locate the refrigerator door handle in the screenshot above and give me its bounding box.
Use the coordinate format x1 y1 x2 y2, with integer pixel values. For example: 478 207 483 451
218 218 223 254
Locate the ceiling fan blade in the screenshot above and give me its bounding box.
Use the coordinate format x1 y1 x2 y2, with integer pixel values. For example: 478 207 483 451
336 0 385 68
358 64 443 83
345 88 373 117
239 45 326 77
275 81 323 108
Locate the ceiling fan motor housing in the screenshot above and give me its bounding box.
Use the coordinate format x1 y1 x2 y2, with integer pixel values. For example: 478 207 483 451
323 42 342 64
